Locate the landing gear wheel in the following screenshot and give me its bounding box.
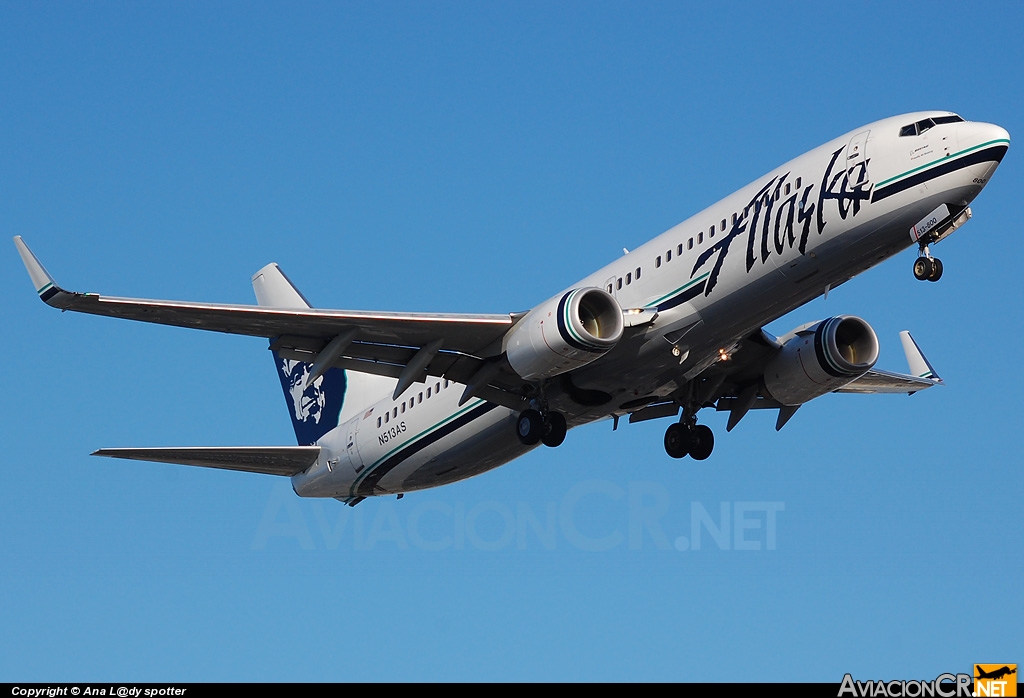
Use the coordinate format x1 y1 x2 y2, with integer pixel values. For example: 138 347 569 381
664 423 691 459
913 256 934 281
928 257 943 282
688 424 715 461
516 409 544 446
541 412 567 448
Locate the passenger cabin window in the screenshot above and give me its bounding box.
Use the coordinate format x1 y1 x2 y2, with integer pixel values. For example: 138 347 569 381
625 272 631 285
721 218 726 231
655 255 661 268
635 266 641 280
616 278 622 290
710 224 715 238
666 249 672 262
677 243 683 256
698 232 703 244
377 416 382 427
687 238 694 250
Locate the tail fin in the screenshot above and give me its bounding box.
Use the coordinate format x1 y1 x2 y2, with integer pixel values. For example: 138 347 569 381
253 263 347 445
251 263 396 445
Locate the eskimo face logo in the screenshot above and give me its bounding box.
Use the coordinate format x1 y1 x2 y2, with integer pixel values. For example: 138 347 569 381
281 359 326 424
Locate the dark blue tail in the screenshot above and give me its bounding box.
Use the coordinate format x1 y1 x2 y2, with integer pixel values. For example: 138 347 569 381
273 353 348 446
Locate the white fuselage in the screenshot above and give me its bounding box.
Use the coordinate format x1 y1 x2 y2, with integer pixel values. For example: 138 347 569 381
292 112 1009 502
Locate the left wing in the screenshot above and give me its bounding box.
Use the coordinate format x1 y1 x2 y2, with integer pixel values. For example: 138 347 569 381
15 237 531 409
836 331 943 394
835 368 939 394
628 327 943 432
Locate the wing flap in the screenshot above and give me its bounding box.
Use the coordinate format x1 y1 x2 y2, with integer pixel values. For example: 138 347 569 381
91 446 322 476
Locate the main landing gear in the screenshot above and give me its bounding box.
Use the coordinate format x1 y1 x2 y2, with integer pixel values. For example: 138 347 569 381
516 409 567 448
664 413 714 461
913 245 943 282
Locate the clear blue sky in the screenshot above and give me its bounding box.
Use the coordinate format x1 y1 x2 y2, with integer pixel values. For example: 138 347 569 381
2 1 1020 682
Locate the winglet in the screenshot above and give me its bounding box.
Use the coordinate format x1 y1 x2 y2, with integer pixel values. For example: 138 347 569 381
899 331 942 384
13 236 63 303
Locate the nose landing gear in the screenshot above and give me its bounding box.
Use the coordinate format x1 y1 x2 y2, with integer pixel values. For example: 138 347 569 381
913 246 943 282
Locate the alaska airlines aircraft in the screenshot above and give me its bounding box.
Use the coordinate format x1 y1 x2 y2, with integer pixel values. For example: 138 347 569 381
15 111 1009 505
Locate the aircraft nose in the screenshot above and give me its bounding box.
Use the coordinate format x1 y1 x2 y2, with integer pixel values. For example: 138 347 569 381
953 121 1010 193
958 121 1010 152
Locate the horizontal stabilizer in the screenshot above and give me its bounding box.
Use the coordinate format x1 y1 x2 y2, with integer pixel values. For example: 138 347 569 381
91 446 321 476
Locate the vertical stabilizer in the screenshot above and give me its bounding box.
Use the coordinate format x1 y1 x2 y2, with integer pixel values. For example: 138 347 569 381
252 263 311 309
252 263 395 445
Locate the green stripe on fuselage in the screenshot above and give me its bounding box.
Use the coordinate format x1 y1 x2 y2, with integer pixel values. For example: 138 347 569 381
646 272 709 308
349 397 487 496
875 139 1010 188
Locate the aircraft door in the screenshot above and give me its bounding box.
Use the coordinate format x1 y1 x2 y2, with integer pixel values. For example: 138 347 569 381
846 130 870 188
605 276 617 298
343 420 365 474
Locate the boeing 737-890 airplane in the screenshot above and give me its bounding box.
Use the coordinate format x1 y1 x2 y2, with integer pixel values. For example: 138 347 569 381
15 111 1009 505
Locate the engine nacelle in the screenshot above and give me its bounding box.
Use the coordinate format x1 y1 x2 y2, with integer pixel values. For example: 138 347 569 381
506 287 624 381
762 315 879 406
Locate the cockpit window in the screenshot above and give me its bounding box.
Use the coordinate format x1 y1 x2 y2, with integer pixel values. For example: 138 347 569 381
899 114 964 137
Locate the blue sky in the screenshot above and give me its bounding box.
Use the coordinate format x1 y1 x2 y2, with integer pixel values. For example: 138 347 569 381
1 1 1021 682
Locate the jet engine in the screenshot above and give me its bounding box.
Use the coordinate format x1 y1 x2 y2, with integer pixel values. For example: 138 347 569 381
762 315 879 406
506 287 624 381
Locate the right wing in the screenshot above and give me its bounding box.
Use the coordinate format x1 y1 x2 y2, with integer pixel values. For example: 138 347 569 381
15 237 531 409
